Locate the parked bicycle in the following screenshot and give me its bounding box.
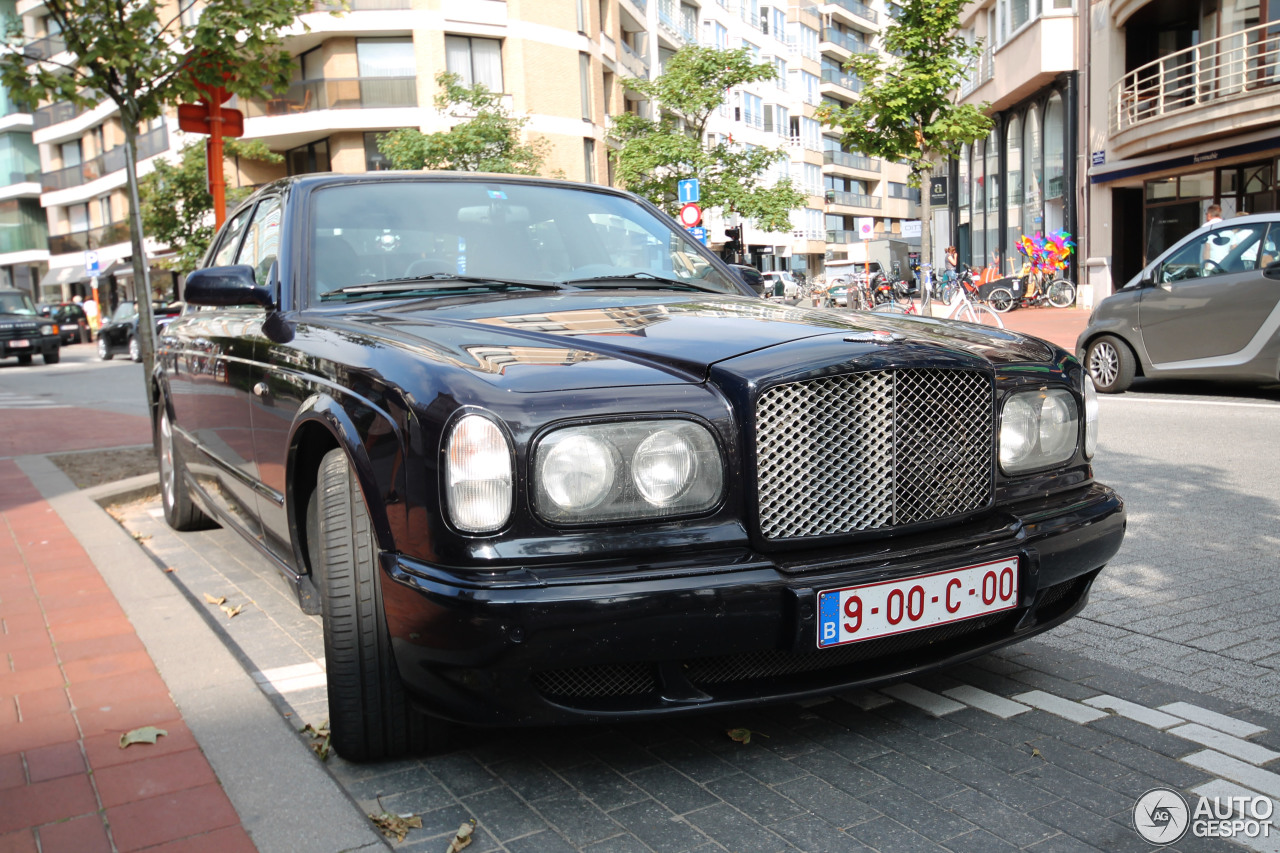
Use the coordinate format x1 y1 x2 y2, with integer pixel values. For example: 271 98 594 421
986 264 1077 313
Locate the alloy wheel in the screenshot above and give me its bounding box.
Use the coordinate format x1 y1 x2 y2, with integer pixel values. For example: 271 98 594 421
159 410 175 510
1089 341 1119 387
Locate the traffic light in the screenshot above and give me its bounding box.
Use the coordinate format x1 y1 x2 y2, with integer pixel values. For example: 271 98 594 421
725 226 742 253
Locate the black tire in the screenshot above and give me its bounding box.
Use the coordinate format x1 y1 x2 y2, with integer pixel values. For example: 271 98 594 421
128 335 141 362
156 405 215 531
43 349 60 365
17 353 31 365
1047 279 1076 308
98 335 113 360
314 448 435 761
987 287 1016 313
1086 334 1136 393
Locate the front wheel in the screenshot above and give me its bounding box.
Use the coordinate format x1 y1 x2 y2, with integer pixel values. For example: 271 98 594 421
43 349 60 365
1047 279 1077 308
987 287 1016 313
314 448 438 761
157 406 214 531
17 353 31 365
957 302 1005 328
1086 334 1136 393
98 335 113 360
128 335 141 362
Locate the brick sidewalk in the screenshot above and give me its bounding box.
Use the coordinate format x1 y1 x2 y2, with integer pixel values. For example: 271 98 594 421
0 459 256 853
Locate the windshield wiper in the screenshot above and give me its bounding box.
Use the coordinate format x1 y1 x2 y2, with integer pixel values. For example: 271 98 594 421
556 271 722 293
321 274 572 300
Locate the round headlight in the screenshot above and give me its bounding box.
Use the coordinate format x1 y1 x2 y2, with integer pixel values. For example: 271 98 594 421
632 428 694 505
445 415 512 533
540 432 616 511
999 394 1038 470
40 324 54 335
1083 374 1099 458
1038 393 1076 459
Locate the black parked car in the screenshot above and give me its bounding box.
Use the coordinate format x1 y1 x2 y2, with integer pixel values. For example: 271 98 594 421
40 302 90 344
98 301 183 361
0 288 60 364
156 173 1125 761
728 263 766 296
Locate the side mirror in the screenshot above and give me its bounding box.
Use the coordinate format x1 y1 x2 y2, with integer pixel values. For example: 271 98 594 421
1264 260 1280 281
184 265 275 309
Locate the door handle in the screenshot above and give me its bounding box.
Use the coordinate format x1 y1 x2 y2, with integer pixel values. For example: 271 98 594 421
253 382 270 398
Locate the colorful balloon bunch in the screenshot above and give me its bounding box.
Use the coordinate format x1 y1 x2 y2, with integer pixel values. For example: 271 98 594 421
1016 230 1075 274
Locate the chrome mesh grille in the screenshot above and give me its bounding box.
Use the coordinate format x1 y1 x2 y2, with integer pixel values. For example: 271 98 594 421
756 368 994 539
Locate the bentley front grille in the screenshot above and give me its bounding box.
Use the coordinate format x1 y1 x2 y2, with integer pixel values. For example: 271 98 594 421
755 368 994 539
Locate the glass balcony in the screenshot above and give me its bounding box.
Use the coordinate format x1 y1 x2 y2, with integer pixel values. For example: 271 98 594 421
22 32 66 64
820 68 862 93
827 0 878 24
822 149 880 172
41 125 168 192
825 191 881 209
242 77 417 117
33 101 85 130
48 219 130 255
0 222 47 255
821 28 875 55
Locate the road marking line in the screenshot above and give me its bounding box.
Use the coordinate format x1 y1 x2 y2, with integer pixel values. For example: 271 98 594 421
942 685 1030 718
879 684 964 717
1169 724 1280 766
1184 751 1280 799
837 687 893 710
1084 694 1184 729
1103 397 1280 411
1159 702 1266 739
1011 690 1108 724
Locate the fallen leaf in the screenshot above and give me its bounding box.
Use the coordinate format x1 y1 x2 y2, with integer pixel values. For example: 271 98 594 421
131 532 151 542
163 567 176 573
368 810 423 843
446 819 476 851
1031 748 1043 759
221 603 243 618
119 726 168 748
301 720 331 761
203 593 226 605
727 727 769 744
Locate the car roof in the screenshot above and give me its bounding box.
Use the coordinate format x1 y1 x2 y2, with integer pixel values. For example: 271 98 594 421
256 170 644 203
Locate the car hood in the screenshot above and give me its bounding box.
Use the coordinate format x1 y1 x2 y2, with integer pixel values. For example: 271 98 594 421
343 291 1057 391
0 312 40 326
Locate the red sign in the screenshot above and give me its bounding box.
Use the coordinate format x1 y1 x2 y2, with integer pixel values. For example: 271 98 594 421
679 203 702 228
177 103 244 138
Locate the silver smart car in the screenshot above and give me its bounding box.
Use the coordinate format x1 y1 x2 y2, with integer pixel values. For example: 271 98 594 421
1078 213 1280 393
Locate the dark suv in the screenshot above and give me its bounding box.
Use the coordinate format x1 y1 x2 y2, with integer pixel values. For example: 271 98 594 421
0 288 60 365
40 302 90 344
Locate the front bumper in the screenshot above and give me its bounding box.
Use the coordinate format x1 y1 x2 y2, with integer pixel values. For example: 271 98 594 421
381 482 1125 726
1 336 58 358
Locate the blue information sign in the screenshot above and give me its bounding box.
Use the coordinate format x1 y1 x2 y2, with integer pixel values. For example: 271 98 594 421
689 226 707 245
677 178 700 205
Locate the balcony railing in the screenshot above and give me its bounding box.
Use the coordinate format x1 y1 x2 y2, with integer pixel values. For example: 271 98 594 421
313 0 411 8
959 47 994 97
49 219 130 255
242 76 417 118
33 100 85 130
827 0 878 25
1110 20 1280 135
827 225 885 243
789 134 822 152
620 41 649 79
821 67 862 93
22 33 66 64
41 125 168 192
826 191 880 208
821 28 875 55
823 149 880 171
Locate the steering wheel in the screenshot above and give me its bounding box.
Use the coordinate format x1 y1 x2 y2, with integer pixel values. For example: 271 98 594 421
1201 259 1224 276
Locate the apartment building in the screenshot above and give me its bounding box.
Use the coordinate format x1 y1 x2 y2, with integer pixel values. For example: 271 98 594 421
12 0 917 304
0 0 48 297
946 0 1080 284
1085 0 1280 297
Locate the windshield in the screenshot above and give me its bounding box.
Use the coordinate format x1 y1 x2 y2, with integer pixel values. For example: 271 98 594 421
0 291 37 315
308 180 741 302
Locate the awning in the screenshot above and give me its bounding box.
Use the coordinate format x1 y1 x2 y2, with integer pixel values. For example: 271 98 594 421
38 265 88 288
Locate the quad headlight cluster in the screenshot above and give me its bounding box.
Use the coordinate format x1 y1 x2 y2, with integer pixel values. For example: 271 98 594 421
445 415 723 533
40 324 57 336
999 387 1084 474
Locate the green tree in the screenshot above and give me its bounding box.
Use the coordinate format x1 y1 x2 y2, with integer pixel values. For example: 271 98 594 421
0 0 312 405
817 0 993 312
141 139 283 274
609 46 804 233
377 72 547 174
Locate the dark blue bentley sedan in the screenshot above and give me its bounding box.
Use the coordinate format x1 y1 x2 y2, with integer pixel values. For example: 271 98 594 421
155 173 1125 761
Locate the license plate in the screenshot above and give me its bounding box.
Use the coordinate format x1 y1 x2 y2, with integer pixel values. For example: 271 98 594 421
9 339 29 348
817 557 1019 648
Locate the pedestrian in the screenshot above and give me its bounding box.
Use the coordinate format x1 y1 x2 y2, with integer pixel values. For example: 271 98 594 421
82 294 99 336
1205 203 1223 225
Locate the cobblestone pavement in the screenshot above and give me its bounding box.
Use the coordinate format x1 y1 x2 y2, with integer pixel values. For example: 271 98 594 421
119 479 1280 853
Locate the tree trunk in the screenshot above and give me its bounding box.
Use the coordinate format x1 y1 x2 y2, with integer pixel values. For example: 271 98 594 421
122 114 157 416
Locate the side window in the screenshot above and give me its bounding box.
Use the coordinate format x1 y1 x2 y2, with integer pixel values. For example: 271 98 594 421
212 205 255 267
235 196 283 288
1262 224 1279 269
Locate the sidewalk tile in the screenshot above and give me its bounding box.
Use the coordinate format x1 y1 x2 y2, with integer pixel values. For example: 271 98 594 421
14 685 70 721
94 748 218 809
5 643 56 672
44 603 125 629
138 825 258 853
0 773 98 834
0 752 24 789
73 692 177 740
83 718 195 770
24 741 86 783
0 713 80 755
63 650 155 685
0 665 65 696
52 633 145 663
49 615 135 644
36 814 111 853
68 668 169 709
0 829 37 853
106 783 241 852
